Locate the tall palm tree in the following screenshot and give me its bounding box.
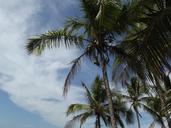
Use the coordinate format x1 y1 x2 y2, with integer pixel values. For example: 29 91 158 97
112 2 171 126
163 74 171 128
121 77 152 128
26 0 130 127
146 96 166 128
111 94 135 128
65 76 109 128
113 0 171 82
114 76 168 128
149 74 171 128
65 76 134 128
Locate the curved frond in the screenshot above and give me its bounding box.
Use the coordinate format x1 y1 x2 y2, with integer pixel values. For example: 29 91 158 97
63 52 87 96
82 82 97 105
142 103 165 126
96 0 121 30
100 112 110 126
26 29 84 54
67 104 90 116
64 18 87 34
80 0 98 23
122 5 171 80
91 76 106 102
64 111 92 128
125 109 134 124
116 115 125 128
79 111 93 128
111 45 146 83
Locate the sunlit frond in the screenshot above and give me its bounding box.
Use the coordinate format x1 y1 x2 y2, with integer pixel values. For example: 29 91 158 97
64 18 86 34
67 104 90 116
64 111 92 128
26 29 84 54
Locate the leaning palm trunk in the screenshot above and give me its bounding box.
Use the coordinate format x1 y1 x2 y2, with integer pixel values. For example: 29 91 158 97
101 61 116 128
135 110 141 128
95 114 101 128
167 118 171 128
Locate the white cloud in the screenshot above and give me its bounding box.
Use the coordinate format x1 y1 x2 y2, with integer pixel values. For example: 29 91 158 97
0 0 84 127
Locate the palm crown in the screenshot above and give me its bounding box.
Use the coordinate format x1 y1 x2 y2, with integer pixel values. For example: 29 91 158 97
65 76 134 128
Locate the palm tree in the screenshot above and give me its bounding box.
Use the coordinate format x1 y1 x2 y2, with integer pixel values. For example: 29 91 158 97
26 0 131 127
163 74 171 128
113 0 171 83
111 94 135 128
122 77 171 128
65 76 109 128
65 76 134 128
112 1 171 125
149 74 171 128
121 77 152 128
146 96 166 128
132 74 171 128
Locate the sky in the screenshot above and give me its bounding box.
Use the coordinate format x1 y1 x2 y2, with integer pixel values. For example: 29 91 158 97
0 0 160 128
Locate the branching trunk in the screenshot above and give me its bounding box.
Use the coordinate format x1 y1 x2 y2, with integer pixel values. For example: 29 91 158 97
101 61 116 128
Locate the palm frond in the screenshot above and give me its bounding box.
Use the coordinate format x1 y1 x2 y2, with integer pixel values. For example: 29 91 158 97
63 52 87 96
91 76 106 102
79 111 93 128
64 17 86 34
26 29 84 54
82 82 97 105
80 0 98 23
95 0 121 30
64 111 92 128
125 109 134 124
100 112 110 126
142 103 165 126
124 5 171 79
67 104 90 116
111 45 146 83
116 115 125 128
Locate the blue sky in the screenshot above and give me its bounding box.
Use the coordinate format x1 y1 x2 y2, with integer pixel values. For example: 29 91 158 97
0 0 160 128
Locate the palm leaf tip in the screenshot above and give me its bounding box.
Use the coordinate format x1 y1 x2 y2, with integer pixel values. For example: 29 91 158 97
63 53 85 96
26 37 43 55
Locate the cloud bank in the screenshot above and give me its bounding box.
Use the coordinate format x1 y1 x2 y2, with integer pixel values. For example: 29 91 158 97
0 0 84 127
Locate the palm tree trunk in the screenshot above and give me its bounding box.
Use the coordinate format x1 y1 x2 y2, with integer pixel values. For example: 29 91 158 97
95 116 98 128
95 114 101 128
135 109 141 128
167 117 171 128
101 61 116 128
98 114 101 128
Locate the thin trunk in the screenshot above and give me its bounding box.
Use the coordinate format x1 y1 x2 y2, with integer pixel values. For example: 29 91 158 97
101 61 116 128
98 114 101 128
167 117 171 128
135 108 141 128
95 114 101 128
